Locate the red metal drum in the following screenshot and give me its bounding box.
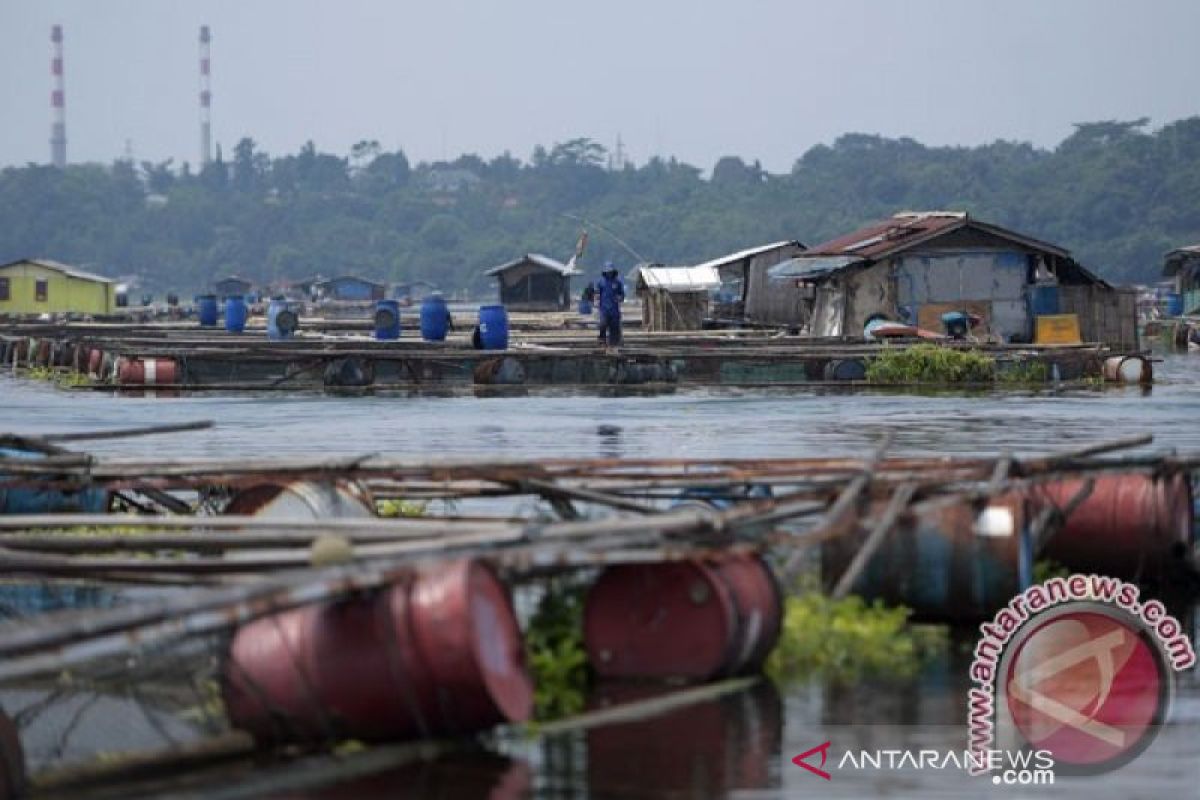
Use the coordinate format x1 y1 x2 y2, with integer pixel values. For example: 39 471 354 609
86 348 103 376
0 709 24 800
223 560 532 745
116 357 179 385
708 554 782 675
1102 355 1152 384
34 339 51 366
584 561 738 681
1027 472 1193 581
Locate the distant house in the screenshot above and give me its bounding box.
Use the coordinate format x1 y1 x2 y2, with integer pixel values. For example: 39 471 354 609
0 258 115 316
314 275 386 302
485 254 579 311
214 275 254 298
1163 244 1200 315
425 168 482 194
633 264 722 331
695 241 806 324
768 211 1137 348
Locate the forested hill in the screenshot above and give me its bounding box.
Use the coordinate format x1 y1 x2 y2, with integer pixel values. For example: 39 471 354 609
2 117 1198 293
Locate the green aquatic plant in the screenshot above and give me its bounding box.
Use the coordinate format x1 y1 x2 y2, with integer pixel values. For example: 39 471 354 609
766 593 946 683
865 344 995 384
996 360 1050 384
375 498 428 517
525 578 589 720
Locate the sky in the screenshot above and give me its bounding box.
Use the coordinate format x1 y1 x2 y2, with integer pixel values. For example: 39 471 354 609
1 0 1199 173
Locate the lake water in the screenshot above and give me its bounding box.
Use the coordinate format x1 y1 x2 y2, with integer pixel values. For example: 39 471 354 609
1 354 1198 797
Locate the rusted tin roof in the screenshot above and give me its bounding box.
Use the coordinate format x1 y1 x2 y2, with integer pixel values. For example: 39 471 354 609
803 212 1071 261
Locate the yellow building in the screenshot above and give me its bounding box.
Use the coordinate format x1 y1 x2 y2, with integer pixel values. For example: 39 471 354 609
0 259 115 316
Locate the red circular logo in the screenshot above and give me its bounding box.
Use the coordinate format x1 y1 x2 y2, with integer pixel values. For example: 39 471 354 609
1004 608 1169 773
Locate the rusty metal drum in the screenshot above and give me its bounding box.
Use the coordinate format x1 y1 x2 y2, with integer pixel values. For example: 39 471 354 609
708 554 782 675
1026 472 1193 582
86 348 104 376
584 561 739 681
822 494 1032 622
116 357 179 386
223 560 533 744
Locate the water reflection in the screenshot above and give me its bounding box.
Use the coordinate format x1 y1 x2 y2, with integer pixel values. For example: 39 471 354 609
279 752 532 799
580 680 782 798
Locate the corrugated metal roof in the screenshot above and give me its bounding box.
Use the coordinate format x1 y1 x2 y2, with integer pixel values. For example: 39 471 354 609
485 253 579 276
1164 244 1200 277
0 258 115 283
692 240 804 272
635 264 722 292
803 212 1070 261
768 255 863 280
315 275 385 288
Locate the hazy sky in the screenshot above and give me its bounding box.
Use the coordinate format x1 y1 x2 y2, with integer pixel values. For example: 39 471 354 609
2 0 1198 172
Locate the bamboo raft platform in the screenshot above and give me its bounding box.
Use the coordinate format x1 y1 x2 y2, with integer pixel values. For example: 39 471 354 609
0 423 1196 797
0 319 1151 391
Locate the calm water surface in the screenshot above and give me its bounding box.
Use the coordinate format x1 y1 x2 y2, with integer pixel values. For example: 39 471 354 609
1 354 1198 798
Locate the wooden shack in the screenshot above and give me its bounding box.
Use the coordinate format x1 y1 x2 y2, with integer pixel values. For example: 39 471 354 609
314 275 386 302
633 264 721 331
767 211 1138 349
213 275 254 298
697 241 806 324
0 258 114 316
485 254 578 311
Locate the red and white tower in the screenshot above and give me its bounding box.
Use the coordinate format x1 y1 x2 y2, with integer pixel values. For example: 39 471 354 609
199 25 212 166
50 24 66 167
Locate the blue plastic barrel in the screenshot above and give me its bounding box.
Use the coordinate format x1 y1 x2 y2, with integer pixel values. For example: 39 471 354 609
419 295 450 342
267 298 299 340
1030 284 1060 316
224 295 248 333
1 447 109 514
578 299 593 315
1165 292 1184 317
478 305 509 350
374 299 401 340
197 294 219 327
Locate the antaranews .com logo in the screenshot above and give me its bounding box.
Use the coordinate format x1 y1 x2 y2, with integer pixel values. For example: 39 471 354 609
968 574 1196 777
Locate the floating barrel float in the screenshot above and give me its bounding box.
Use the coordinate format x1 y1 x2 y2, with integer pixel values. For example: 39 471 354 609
197 294 219 327
224 295 248 333
478 305 510 350
116 357 179 386
822 494 1032 622
86 348 104 377
0 446 110 514
1020 472 1193 583
267 298 300 340
0 708 25 800
419 295 450 342
823 358 867 382
584 554 781 681
374 300 401 340
1102 354 1152 385
586 680 781 796
223 560 533 744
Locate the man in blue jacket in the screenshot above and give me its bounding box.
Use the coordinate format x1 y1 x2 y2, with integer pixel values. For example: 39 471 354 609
593 263 625 348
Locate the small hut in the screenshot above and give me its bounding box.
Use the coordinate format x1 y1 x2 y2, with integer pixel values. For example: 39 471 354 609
633 264 721 331
694 241 806 323
1163 245 1200 315
213 275 254 298
485 254 578 311
314 275 386 302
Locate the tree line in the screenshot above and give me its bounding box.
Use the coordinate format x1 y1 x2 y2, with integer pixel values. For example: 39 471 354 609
1 117 1197 294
